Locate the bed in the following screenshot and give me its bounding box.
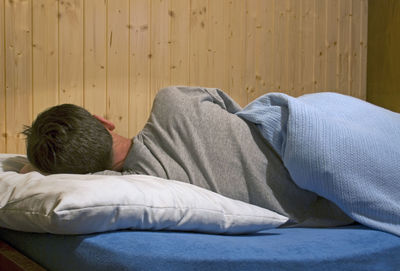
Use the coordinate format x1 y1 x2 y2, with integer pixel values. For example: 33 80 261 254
1 92 399 270
1 224 400 271
0 152 399 271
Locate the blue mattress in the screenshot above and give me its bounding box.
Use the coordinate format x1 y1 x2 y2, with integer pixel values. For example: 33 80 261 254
0 225 399 271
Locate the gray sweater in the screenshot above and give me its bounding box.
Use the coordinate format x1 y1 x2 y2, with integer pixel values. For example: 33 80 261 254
123 86 352 226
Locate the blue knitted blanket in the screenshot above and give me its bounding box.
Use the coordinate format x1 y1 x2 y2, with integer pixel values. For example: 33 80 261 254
236 92 400 236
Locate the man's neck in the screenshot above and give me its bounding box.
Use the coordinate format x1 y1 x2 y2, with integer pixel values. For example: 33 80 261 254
110 132 132 171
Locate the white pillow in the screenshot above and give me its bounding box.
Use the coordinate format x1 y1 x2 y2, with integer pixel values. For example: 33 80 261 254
0 156 288 235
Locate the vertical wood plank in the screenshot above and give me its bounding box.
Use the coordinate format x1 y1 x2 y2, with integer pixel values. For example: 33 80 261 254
170 0 190 86
150 0 171 101
244 0 257 102
207 0 226 92
107 0 129 137
274 0 287 92
5 0 33 154
225 0 246 105
349 0 361 98
223 0 232 96
287 0 300 94
129 0 151 137
367 0 399 111
359 0 368 100
32 0 59 117
84 0 107 117
254 0 274 97
298 0 314 95
325 0 339 91
0 0 5 152
337 0 351 93
59 0 84 105
189 0 208 87
313 0 326 91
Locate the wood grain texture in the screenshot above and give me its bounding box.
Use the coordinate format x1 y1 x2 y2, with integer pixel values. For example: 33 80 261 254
129 0 151 137
338 0 351 93
0 0 369 154
313 0 326 92
189 0 208 87
207 0 226 92
287 0 301 95
150 0 171 101
325 0 338 91
0 0 5 152
84 0 107 117
170 0 190 86
32 0 59 117
226 0 247 104
244 0 258 103
298 0 314 96
254 0 274 99
273 0 287 92
350 0 361 98
59 0 84 105
359 0 367 100
367 0 400 112
107 0 130 136
5 0 33 154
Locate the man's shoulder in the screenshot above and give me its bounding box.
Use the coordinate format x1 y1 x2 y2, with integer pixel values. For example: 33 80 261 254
152 86 210 113
155 86 205 101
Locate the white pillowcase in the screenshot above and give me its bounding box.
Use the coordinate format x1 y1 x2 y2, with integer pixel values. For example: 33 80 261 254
0 155 288 235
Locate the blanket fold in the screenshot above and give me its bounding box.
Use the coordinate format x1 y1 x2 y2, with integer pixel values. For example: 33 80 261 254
237 92 400 236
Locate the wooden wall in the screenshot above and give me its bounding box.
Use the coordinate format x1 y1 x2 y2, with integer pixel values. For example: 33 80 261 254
367 0 400 113
0 0 368 154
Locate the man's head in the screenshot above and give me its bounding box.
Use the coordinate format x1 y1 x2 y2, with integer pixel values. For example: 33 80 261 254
23 104 113 174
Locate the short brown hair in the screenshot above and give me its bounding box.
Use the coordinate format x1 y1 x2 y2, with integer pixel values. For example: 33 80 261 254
23 104 113 174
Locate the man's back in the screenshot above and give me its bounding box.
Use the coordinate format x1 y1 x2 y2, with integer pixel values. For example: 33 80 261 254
123 86 321 220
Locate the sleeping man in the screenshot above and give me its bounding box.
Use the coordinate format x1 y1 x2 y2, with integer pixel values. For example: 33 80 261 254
21 86 353 227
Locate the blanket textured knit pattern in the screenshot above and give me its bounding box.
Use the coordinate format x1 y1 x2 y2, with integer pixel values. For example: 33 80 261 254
236 92 400 236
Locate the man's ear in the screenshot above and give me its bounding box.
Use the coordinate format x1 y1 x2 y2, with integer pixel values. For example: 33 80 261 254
93 115 116 131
